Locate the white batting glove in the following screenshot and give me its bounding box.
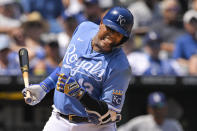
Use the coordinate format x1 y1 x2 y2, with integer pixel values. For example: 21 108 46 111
22 84 47 106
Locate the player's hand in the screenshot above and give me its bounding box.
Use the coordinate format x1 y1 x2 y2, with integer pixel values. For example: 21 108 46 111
22 84 47 106
56 74 86 100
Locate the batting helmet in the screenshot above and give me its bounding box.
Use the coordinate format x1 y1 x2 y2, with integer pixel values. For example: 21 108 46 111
103 6 134 38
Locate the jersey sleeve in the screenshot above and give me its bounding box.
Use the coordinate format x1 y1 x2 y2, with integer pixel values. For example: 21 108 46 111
101 67 131 113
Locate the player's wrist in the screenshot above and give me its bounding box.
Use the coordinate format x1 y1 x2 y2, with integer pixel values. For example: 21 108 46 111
40 66 61 93
40 82 50 93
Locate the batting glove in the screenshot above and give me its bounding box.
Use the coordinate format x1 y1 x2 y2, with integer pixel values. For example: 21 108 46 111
22 84 47 106
56 74 86 100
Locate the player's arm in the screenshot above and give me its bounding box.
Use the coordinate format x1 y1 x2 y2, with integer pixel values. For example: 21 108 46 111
32 60 63 93
80 92 121 125
23 22 81 105
23 60 62 106
56 75 118 125
56 67 131 125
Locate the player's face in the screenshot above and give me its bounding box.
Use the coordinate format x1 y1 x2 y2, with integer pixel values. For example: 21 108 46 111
93 22 124 53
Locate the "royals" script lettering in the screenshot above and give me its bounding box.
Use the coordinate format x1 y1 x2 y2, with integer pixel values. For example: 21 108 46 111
63 45 105 81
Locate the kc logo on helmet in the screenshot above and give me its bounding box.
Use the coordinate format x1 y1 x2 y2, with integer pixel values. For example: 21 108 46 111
117 15 126 26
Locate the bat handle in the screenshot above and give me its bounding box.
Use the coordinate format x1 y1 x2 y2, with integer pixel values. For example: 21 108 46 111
25 90 32 103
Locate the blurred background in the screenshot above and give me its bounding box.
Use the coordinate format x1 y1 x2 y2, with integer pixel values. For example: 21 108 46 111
0 0 197 130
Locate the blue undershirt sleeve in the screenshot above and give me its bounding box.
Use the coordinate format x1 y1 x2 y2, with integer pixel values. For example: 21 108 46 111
40 66 61 93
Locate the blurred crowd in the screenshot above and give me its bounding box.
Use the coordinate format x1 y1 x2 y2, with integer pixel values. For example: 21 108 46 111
0 0 197 76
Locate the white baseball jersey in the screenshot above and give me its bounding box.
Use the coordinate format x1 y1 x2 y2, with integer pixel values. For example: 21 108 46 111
118 114 183 131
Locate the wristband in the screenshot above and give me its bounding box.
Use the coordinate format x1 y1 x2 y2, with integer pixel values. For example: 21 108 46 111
40 66 61 93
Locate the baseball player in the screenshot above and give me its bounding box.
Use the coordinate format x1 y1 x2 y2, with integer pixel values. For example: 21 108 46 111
22 6 133 131
118 92 183 131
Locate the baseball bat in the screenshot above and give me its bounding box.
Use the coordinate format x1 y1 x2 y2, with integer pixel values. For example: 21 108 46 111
18 48 32 103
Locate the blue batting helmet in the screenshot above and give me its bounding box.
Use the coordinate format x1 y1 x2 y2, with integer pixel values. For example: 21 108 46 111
103 6 134 38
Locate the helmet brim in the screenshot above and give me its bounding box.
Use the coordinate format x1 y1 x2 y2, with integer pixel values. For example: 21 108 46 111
103 19 129 37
